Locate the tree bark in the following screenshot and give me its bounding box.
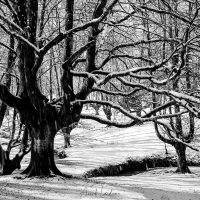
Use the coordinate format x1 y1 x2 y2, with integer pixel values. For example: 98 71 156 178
22 125 61 177
62 127 71 148
2 151 23 175
0 35 15 126
103 105 112 120
174 143 190 173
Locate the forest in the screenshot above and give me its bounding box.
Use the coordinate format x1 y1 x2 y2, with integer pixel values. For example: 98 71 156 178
0 0 200 189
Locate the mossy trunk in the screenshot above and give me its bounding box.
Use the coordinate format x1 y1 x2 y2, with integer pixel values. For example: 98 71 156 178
174 143 190 173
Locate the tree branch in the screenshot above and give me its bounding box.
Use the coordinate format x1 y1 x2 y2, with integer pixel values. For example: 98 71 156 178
39 0 118 55
4 0 20 25
139 5 200 27
0 24 40 53
80 113 139 128
0 13 23 33
73 99 186 122
0 84 21 108
119 77 200 106
0 41 17 56
92 87 140 96
155 121 199 151
62 40 95 69
154 122 173 145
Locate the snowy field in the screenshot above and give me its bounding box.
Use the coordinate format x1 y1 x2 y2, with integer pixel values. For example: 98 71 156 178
0 107 200 199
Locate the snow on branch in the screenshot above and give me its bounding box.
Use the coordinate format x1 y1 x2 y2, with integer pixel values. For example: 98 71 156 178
155 121 199 151
71 40 183 87
3 0 20 25
93 44 183 86
92 87 140 96
63 40 95 69
0 23 40 53
80 114 139 128
80 111 186 128
73 99 186 123
149 43 187 85
0 13 23 33
70 70 99 83
98 54 155 69
170 97 200 118
73 99 142 121
119 77 200 106
0 41 17 56
109 38 181 54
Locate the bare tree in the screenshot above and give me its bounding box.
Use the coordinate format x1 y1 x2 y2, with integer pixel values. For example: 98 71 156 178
0 0 199 177
0 0 121 176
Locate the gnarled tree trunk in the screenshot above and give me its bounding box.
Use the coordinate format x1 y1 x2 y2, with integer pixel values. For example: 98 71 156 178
2 151 24 175
22 129 59 176
0 0 115 178
174 143 190 173
18 101 61 177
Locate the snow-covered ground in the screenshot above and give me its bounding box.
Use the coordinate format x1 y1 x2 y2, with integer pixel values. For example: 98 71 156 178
55 120 175 176
1 108 200 199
